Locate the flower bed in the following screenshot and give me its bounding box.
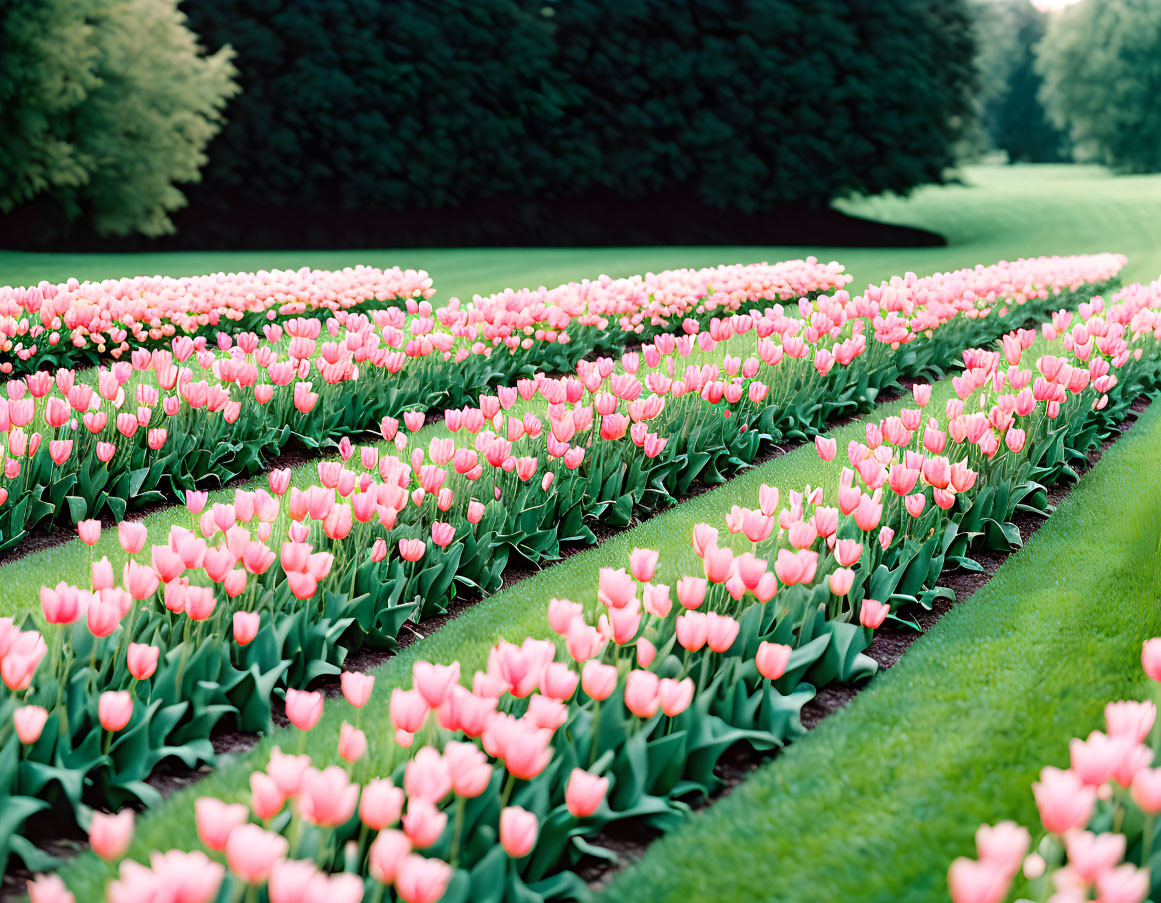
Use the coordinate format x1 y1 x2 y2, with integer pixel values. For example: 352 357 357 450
0 256 1123 556
5 266 1160 894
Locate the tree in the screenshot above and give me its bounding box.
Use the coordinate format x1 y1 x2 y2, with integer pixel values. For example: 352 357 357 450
173 0 977 244
0 0 239 237
1037 0 1161 172
973 0 1066 163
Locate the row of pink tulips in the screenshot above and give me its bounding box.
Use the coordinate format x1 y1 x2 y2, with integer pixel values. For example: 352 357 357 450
1 266 436 375
948 642 1161 903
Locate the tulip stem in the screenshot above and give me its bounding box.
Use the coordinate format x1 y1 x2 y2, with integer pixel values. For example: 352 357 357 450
588 699 602 766
448 795 467 867
500 772 517 809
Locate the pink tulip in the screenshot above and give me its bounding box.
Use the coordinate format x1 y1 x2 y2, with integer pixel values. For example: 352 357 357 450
40 584 80 625
368 829 411 884
859 598 889 629
25 874 74 903
404 746 452 804
659 677 695 716
829 567 855 596
338 721 367 763
947 857 1011 903
1064 830 1126 884
675 611 708 652
598 567 637 609
756 642 792 680
413 660 460 709
444 740 493 798
90 809 134 861
126 643 159 681
629 548 659 583
676 576 707 610
706 613 740 653
14 705 48 744
1131 766 1161 814
98 691 133 732
1094 864 1149 903
565 768 609 818
391 688 429 734
1105 700 1156 743
500 806 539 858
636 637 657 668
194 796 248 852
341 670 375 708
402 798 447 848
582 661 618 701
815 436 837 461
973 821 1029 877
1143 638 1161 682
702 544 734 583
624 669 661 718
225 823 288 884
399 538 426 562
233 611 260 645
117 522 148 555
77 519 101 546
267 746 311 796
547 597 583 635
250 772 286 820
299 765 360 826
394 853 453 903
284 689 323 731
360 778 405 830
566 620 607 663
1032 766 1096 834
539 661 579 701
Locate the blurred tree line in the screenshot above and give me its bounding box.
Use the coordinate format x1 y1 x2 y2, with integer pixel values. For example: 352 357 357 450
0 0 1157 247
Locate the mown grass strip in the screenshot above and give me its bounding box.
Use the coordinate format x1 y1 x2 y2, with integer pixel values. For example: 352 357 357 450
41 341 971 897
595 398 1161 903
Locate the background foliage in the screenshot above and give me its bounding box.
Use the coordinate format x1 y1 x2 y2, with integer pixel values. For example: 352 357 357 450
1037 0 1161 173
0 0 979 247
178 0 976 230
0 0 238 238
972 0 1066 163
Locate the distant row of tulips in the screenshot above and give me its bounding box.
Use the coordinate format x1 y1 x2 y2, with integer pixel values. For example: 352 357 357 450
0 258 850 553
947 642 1161 903
1 267 436 376
7 268 1161 895
0 255 1124 555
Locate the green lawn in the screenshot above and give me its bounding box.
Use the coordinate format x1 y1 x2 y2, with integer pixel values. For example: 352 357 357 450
3 165 1161 298
597 399 1161 903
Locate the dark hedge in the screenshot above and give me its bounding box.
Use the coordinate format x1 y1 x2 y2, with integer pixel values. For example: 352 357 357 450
4 0 977 247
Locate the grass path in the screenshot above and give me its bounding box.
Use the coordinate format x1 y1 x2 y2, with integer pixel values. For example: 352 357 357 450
597 398 1161 903
3 166 1161 298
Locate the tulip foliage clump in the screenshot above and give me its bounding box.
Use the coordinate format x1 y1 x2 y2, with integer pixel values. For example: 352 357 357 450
2 252 1160 900
947 641 1161 903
